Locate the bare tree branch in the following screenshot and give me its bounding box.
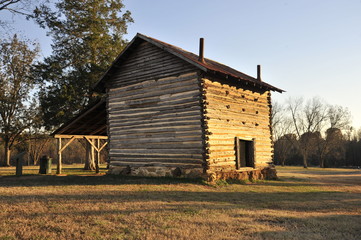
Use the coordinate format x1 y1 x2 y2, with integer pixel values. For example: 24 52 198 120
0 0 21 11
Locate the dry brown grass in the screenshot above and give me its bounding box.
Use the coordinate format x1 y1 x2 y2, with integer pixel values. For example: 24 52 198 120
0 165 360 240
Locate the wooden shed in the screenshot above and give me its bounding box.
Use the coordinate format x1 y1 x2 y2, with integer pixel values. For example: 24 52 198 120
56 33 283 180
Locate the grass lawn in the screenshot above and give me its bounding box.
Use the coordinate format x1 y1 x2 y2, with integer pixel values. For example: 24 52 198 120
0 165 360 240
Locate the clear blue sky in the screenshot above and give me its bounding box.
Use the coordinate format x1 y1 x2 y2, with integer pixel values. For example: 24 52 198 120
2 0 361 129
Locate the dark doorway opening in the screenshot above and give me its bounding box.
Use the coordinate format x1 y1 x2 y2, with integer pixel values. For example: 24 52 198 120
235 137 255 169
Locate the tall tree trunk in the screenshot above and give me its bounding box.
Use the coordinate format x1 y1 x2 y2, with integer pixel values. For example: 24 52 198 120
281 155 286 166
320 156 325 168
302 153 308 168
84 139 95 170
3 140 11 166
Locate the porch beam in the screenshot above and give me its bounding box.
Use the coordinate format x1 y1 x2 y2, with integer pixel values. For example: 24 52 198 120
54 134 108 139
59 136 76 153
98 141 108 152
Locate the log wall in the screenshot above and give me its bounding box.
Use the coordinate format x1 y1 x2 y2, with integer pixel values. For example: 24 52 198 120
106 41 197 89
202 77 273 173
105 39 275 179
106 41 204 177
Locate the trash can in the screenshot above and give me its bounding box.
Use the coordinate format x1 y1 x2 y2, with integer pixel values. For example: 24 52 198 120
39 155 52 174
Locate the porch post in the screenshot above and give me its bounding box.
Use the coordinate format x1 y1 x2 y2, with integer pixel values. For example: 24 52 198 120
96 138 100 173
57 137 62 174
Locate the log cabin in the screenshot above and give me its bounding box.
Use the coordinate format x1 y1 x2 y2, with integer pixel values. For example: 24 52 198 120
53 33 283 180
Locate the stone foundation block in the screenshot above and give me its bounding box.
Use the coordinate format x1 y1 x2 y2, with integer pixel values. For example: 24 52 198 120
109 165 203 178
207 167 278 182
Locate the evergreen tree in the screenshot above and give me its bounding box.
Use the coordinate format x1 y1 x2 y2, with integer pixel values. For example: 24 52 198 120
33 0 133 129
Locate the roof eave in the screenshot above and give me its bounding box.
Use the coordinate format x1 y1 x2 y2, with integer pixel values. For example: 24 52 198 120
52 98 106 136
93 33 284 94
206 70 284 93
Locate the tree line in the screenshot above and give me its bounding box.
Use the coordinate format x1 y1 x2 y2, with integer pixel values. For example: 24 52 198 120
0 0 132 167
273 97 361 168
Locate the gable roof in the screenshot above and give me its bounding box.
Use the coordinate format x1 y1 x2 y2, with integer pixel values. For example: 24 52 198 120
94 33 283 93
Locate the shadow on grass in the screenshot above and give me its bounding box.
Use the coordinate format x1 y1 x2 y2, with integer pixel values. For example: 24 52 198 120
0 188 359 213
0 173 329 189
0 174 205 187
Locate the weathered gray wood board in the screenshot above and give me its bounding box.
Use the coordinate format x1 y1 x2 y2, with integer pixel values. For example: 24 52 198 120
107 41 203 170
106 41 198 89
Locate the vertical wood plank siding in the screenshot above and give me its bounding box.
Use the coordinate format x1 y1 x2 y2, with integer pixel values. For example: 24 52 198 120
107 41 203 169
203 78 273 171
